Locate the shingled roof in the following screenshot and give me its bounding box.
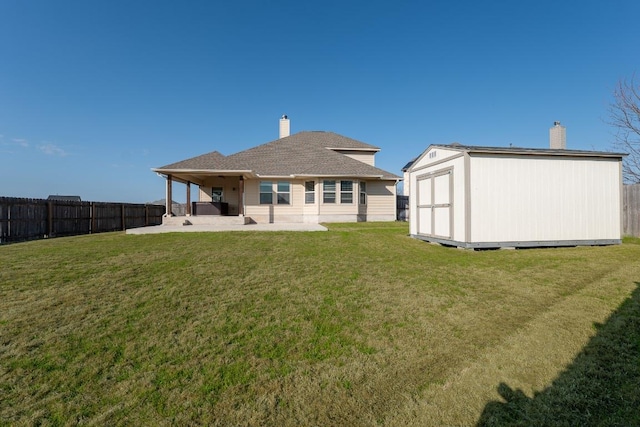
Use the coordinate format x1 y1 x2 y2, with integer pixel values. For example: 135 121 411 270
158 150 227 170
154 131 399 180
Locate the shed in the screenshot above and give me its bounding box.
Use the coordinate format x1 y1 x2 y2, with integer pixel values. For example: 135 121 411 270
407 144 625 248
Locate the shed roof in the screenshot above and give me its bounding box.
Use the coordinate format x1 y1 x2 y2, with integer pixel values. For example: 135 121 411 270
427 144 626 158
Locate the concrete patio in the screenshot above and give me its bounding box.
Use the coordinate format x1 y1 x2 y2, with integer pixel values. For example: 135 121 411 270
126 222 327 234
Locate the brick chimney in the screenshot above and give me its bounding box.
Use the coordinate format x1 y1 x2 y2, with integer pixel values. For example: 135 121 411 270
279 115 290 138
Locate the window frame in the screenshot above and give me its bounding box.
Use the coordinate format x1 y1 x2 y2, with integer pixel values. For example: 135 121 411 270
259 181 273 205
359 181 367 205
276 181 290 205
323 180 336 204
211 186 224 203
305 181 315 204
340 180 353 204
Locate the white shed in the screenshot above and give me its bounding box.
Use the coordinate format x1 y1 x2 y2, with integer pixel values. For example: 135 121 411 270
408 144 625 248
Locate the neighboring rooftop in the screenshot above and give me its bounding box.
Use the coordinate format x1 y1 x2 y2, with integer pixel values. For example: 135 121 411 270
47 195 81 202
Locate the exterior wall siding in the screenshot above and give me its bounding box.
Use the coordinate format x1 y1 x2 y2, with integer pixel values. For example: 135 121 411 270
199 177 241 215
244 179 305 223
239 178 397 223
316 179 360 222
365 181 397 221
469 155 621 242
333 150 376 166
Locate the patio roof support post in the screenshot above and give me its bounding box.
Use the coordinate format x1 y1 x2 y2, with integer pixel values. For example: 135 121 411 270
186 181 192 216
238 176 244 216
165 175 173 216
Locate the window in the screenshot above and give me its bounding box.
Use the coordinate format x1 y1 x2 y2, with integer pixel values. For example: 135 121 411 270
323 180 336 203
305 181 315 204
340 180 353 204
211 187 223 202
277 181 290 205
360 181 367 204
260 181 272 204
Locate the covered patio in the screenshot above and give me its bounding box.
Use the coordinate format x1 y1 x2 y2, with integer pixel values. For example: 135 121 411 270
156 168 253 225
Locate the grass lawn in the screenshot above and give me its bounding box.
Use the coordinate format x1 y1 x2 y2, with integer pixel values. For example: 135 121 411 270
1 223 639 426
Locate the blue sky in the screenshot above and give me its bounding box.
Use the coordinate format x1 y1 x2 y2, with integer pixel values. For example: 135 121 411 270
1 0 639 202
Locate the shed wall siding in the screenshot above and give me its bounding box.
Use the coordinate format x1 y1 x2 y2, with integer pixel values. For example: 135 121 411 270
410 147 464 173
469 156 621 242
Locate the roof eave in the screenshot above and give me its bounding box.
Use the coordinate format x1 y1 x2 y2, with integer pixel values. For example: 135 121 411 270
427 144 625 158
467 149 626 158
152 168 254 175
327 146 381 152
292 173 398 180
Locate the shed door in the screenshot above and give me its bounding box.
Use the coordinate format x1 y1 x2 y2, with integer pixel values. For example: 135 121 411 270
416 170 452 239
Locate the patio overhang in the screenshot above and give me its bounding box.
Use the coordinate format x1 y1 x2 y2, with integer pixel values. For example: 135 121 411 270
152 168 254 217
152 168 256 185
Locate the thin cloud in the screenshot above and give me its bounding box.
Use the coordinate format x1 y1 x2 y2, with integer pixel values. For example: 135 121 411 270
111 163 135 169
2 138 29 148
12 138 29 147
38 143 68 157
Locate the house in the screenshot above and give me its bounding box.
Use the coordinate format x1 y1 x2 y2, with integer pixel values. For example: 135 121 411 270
407 143 625 248
400 158 416 197
152 116 400 224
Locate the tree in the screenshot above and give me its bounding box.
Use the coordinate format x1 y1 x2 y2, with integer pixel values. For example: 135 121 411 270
610 75 640 183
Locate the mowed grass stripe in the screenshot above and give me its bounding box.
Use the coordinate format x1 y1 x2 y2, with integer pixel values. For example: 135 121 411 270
387 259 640 426
0 224 638 425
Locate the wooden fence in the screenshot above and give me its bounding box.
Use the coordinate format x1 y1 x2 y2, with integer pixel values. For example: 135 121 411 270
0 197 165 244
624 184 640 237
397 195 409 221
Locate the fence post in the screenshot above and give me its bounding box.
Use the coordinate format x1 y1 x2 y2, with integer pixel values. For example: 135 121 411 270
91 202 95 234
121 204 126 231
47 201 54 238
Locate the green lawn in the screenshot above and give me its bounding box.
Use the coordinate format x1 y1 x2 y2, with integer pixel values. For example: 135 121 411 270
1 223 639 426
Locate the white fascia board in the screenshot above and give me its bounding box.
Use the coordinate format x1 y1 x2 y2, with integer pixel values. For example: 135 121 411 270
326 147 380 152
152 168 254 175
292 174 386 179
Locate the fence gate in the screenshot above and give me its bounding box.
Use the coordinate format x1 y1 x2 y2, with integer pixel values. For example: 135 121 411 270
416 168 453 239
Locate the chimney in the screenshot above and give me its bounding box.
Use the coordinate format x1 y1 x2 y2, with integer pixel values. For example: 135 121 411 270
279 114 290 138
549 121 566 149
